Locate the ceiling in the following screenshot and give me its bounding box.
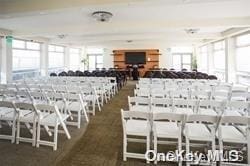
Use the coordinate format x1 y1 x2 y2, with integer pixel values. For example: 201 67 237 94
0 0 250 48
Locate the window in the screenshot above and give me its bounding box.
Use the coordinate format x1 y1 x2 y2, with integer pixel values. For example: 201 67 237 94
213 40 225 70
235 33 250 85
48 45 65 72
12 39 41 80
87 48 104 70
213 40 225 81
69 48 81 71
172 47 192 71
197 46 208 72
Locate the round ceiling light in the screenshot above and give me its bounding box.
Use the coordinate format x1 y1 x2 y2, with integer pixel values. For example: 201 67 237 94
92 11 113 22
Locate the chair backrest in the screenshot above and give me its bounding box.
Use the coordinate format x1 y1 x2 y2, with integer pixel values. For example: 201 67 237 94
121 109 150 120
151 98 172 107
0 101 16 110
128 96 151 108
186 114 219 124
220 116 250 126
134 89 150 97
15 102 37 114
173 99 197 108
153 112 185 122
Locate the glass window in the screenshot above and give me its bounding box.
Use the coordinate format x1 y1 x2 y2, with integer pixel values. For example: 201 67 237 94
197 46 208 72
12 40 25 49
87 48 104 70
69 48 81 71
236 33 250 46
12 39 41 80
213 40 225 81
172 53 192 70
235 33 250 85
213 40 225 70
48 45 65 69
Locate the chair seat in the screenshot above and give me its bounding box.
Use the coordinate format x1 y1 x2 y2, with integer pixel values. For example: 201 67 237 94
0 110 15 120
231 96 246 101
67 101 87 112
0 108 14 116
185 123 213 141
154 122 179 138
126 120 149 136
175 108 193 114
199 108 217 116
40 113 69 126
19 111 36 122
218 126 246 143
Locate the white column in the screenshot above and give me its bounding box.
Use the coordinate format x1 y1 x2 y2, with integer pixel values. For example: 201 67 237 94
103 48 113 69
159 48 172 69
80 46 86 71
40 42 49 76
64 46 70 71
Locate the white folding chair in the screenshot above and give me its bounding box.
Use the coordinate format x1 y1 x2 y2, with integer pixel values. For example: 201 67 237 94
218 116 250 165
151 98 173 113
121 109 151 163
224 101 250 116
153 112 185 165
191 90 211 100
15 102 37 146
0 101 17 143
173 99 197 114
211 91 231 101
128 96 151 112
184 114 219 166
231 86 248 101
134 89 150 98
65 93 89 128
35 104 71 151
197 100 225 116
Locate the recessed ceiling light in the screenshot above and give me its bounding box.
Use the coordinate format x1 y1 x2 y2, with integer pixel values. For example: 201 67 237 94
126 40 133 43
184 28 200 34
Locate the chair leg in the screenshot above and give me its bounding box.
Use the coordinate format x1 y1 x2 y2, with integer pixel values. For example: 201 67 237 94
186 137 190 166
123 135 127 161
211 139 216 166
178 137 182 166
82 106 89 123
11 119 16 144
96 98 101 111
32 120 36 147
53 125 58 151
77 110 81 129
154 135 157 164
146 134 150 164
219 139 223 164
36 122 41 148
247 142 250 165
16 120 20 144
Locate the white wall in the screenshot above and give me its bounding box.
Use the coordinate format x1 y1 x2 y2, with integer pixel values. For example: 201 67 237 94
103 48 114 69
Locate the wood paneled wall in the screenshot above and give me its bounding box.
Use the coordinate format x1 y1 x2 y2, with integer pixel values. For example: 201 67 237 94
113 49 160 76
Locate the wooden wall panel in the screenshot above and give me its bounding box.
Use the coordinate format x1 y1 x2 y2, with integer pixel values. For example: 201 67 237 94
113 49 160 76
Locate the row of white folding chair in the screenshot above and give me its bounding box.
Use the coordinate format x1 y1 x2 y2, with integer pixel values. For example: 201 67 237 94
1 84 102 115
121 110 250 165
0 90 89 127
0 101 71 150
134 88 234 101
128 96 250 116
